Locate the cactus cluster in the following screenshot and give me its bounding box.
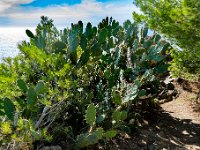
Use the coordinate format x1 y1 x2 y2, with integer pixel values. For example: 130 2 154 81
0 17 171 149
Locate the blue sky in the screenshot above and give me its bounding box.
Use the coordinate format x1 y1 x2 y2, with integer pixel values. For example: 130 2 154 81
22 0 125 7
0 0 140 27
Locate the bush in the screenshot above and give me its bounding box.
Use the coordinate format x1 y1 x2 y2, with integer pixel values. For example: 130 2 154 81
0 16 171 149
133 0 200 79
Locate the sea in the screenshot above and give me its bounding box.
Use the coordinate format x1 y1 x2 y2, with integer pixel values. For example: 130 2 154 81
0 27 34 61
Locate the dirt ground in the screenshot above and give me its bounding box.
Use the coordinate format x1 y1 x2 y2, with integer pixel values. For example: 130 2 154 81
106 80 200 150
40 80 200 150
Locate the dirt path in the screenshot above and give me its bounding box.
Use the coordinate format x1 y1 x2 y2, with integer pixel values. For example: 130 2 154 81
106 81 200 150
160 81 200 150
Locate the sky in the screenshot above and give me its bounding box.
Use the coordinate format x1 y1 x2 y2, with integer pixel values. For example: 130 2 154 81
0 0 140 27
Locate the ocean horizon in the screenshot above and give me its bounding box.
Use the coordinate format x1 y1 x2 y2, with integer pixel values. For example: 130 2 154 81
0 26 69 61
0 27 35 61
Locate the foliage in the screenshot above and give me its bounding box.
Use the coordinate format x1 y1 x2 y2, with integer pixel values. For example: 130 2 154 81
133 0 200 78
0 16 171 149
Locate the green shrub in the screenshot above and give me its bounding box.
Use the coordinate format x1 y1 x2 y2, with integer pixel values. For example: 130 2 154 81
133 0 200 80
0 16 171 149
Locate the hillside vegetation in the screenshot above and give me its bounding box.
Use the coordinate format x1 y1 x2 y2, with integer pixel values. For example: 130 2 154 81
1 0 200 149
0 17 172 149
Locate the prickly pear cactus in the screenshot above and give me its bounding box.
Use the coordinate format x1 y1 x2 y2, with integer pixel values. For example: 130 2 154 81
0 16 171 149
85 104 96 127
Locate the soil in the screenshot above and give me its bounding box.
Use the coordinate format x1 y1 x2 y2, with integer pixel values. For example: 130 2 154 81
104 79 200 150
40 79 200 150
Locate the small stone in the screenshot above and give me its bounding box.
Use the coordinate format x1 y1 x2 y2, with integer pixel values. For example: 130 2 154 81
39 146 62 150
182 130 190 135
166 83 175 90
143 120 149 125
124 133 131 139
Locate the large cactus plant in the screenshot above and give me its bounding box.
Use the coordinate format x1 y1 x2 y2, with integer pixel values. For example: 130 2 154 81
0 17 171 149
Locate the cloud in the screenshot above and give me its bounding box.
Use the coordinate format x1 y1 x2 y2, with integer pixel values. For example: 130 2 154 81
0 0 140 27
0 0 34 13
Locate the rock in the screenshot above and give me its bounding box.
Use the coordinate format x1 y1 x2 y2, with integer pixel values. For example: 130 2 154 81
164 76 174 84
156 131 169 142
124 133 131 139
39 146 62 150
166 83 175 90
176 77 184 83
182 130 190 135
168 89 178 98
158 89 178 102
143 120 149 126
157 131 165 138
160 81 167 88
158 91 168 100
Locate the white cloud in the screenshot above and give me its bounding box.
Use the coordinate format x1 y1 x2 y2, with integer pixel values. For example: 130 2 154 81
0 0 34 12
0 0 140 27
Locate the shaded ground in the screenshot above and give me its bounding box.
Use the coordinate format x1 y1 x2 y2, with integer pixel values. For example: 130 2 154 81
40 80 200 150
105 80 200 150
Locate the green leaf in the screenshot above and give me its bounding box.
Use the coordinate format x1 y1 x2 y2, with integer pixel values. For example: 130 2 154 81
103 130 117 140
154 34 161 44
53 41 66 54
70 51 78 65
80 34 87 50
112 111 121 123
123 20 131 30
39 36 46 49
143 40 152 49
0 110 5 116
76 133 89 148
96 114 106 124
120 111 128 121
92 27 98 36
27 87 37 107
85 104 96 126
112 91 122 105
99 28 107 43
112 26 120 36
134 80 142 88
112 110 127 122
138 89 147 97
155 64 169 73
133 39 139 51
115 47 120 65
144 69 153 78
112 20 119 29
148 51 164 61
34 36 46 49
4 98 15 120
148 45 157 54
119 125 131 133
104 69 111 80
35 81 46 94
0 100 4 109
68 29 79 53
15 97 25 107
89 128 103 142
124 84 139 103
26 29 34 38
153 55 164 62
162 43 170 52
67 28 79 65
85 22 93 39
91 43 102 56
17 79 28 93
77 50 90 68
142 26 148 38
78 20 83 34
76 128 103 148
